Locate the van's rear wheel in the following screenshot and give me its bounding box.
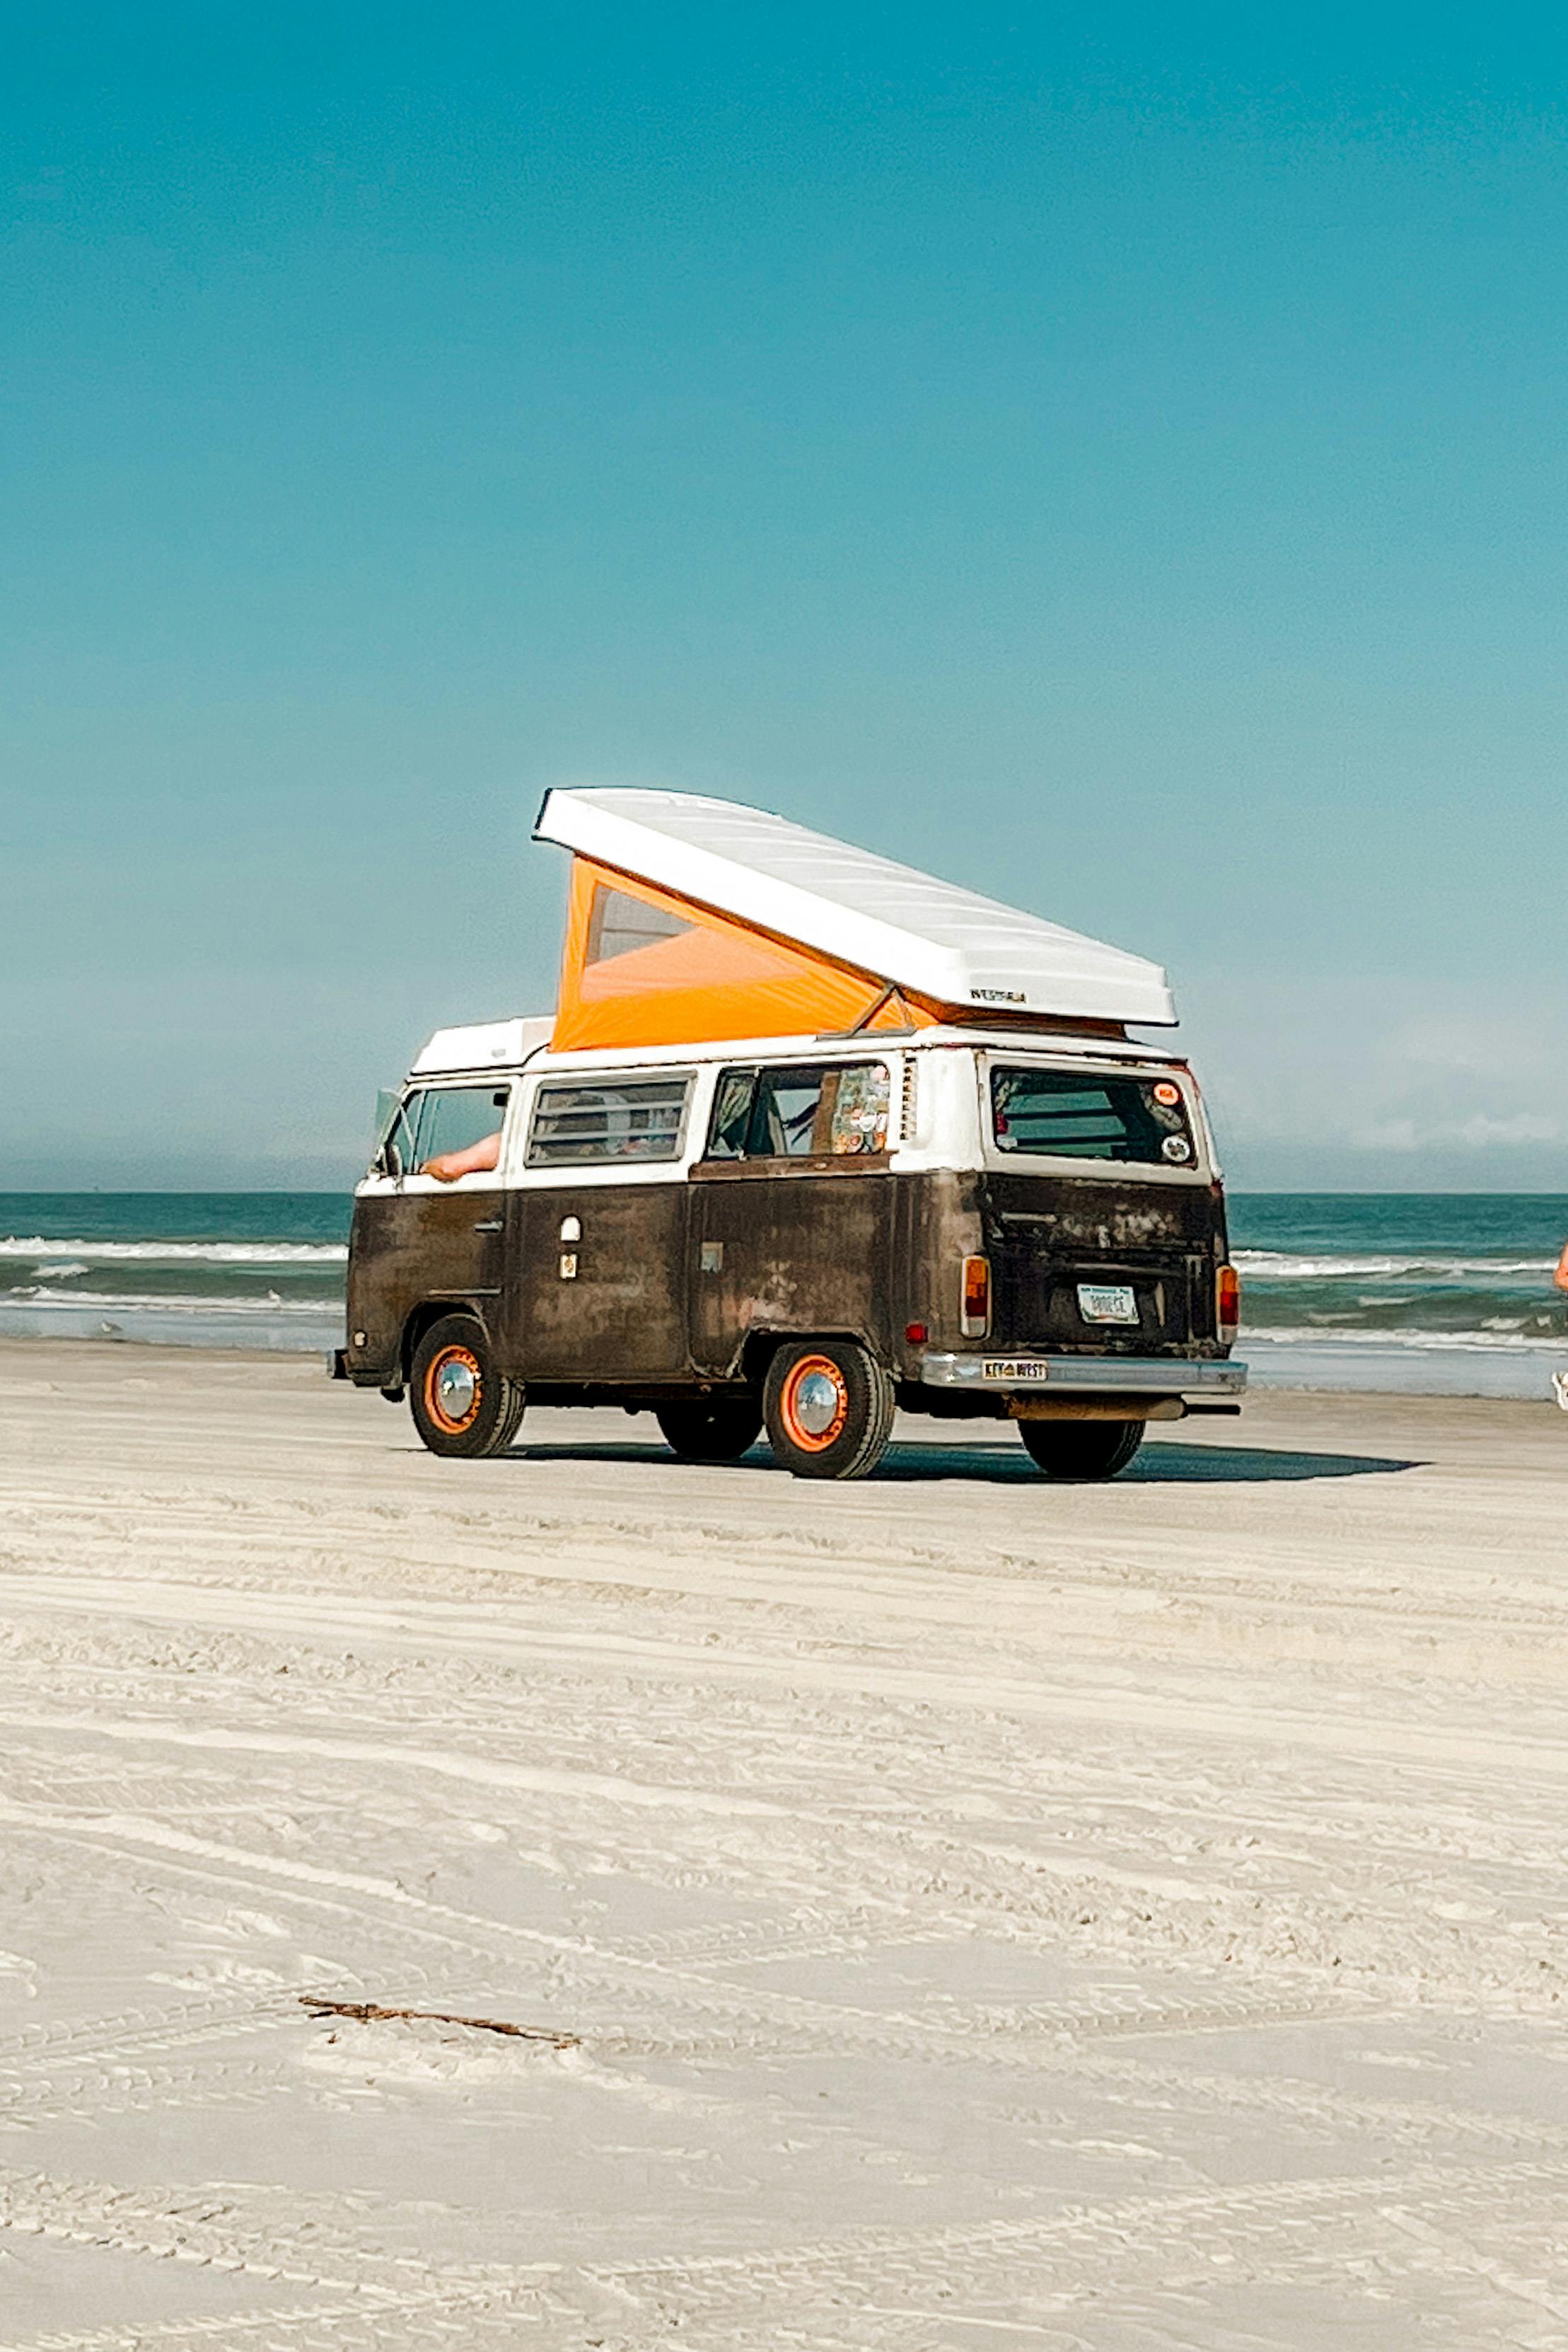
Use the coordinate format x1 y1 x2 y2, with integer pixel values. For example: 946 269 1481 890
410 1315 524 1459
1018 1418 1144 1481
764 1340 895 1481
655 1398 762 1463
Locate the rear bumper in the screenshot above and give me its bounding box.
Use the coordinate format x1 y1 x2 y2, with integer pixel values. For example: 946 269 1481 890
920 1351 1246 1397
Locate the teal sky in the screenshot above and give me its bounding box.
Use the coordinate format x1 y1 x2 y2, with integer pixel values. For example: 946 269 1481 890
4 6 1564 1189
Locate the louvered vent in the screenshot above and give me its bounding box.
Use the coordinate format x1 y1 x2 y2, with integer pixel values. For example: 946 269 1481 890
899 1055 919 1147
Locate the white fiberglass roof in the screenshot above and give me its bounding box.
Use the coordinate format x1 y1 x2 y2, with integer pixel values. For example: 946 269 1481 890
535 788 1177 1027
412 1017 554 1074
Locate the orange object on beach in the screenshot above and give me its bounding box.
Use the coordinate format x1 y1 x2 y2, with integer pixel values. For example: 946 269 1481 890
1555 1241 1568 1293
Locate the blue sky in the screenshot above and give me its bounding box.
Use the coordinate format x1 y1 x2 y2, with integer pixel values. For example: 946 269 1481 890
4 6 1564 1188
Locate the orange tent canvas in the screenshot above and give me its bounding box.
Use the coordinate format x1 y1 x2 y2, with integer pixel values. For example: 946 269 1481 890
551 859 936 1053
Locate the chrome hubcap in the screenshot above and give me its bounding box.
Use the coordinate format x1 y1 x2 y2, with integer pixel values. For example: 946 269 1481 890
793 1370 842 1436
436 1358 478 1419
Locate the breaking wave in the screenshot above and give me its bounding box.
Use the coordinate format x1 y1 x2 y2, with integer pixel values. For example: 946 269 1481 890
1249 1323 1567 1354
1235 1250 1557 1282
10 1287 329 1314
0 1236 347 1265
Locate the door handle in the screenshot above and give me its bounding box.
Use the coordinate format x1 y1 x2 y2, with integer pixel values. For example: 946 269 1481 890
472 1217 503 1232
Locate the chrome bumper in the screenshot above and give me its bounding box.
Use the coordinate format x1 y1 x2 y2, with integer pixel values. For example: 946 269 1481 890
919 1352 1247 1396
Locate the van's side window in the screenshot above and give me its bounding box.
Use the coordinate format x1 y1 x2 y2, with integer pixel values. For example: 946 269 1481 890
527 1074 691 1166
705 1062 890 1160
394 1084 509 1174
707 1070 757 1159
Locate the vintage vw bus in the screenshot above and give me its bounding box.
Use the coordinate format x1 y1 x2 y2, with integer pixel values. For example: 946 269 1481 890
332 789 1245 1480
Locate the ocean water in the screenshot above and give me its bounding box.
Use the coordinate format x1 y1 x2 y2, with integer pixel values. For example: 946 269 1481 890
1231 1194 1567 1398
0 1195 350 1356
1 1192 1564 1398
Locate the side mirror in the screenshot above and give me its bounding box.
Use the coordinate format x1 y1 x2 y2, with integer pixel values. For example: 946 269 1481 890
371 1089 405 1181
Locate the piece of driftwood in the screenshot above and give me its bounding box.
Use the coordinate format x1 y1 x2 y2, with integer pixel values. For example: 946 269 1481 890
301 1996 579 2048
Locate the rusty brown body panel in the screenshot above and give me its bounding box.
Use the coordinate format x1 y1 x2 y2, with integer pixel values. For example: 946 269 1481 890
689 1161 898 1377
345 1191 506 1379
342 1164 1229 1396
981 1172 1227 1357
506 1183 690 1380
891 1169 984 1367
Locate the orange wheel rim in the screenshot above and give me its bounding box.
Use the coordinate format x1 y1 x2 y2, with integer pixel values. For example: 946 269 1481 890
424 1343 482 1435
779 1354 848 1452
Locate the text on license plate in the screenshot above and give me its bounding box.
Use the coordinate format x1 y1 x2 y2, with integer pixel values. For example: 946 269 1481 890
1077 1282 1138 1324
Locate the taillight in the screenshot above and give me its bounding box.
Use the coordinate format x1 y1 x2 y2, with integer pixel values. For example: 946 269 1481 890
1216 1263 1241 1335
961 1256 991 1337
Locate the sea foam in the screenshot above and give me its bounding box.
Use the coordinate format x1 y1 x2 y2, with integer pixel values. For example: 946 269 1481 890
0 1237 348 1265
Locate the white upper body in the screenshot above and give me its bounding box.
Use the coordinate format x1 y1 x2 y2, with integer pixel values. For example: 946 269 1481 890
360 1023 1219 1200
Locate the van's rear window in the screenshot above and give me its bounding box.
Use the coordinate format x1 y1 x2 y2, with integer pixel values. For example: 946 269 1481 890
991 1067 1195 1166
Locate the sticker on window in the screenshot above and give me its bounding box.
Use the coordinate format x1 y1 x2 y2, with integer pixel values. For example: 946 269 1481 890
992 1067 1197 1168
827 1065 890 1154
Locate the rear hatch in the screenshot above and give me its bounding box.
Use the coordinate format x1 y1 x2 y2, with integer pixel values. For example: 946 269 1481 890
980 1057 1226 1357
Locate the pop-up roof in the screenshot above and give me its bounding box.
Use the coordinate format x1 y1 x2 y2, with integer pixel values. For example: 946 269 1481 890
534 787 1176 1053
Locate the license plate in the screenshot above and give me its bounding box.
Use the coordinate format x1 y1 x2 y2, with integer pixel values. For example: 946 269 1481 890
1077 1282 1138 1325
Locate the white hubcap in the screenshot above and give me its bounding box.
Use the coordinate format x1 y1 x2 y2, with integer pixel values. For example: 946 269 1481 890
437 1360 477 1418
793 1370 842 1436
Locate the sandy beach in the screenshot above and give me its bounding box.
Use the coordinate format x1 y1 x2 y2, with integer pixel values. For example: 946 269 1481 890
1 1338 1566 2347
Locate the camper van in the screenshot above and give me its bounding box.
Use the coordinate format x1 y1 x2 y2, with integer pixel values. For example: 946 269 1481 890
332 789 1245 1481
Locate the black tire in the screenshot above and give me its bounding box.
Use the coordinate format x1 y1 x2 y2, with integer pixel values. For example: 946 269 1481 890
1018 1418 1144 1481
763 1339 895 1481
655 1397 763 1463
409 1314 525 1459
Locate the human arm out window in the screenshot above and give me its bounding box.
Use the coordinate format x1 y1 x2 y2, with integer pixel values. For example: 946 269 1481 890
422 1132 503 1182
395 1085 511 1181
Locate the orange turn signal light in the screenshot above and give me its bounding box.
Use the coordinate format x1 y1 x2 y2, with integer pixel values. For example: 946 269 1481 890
960 1256 991 1338
1216 1263 1241 1332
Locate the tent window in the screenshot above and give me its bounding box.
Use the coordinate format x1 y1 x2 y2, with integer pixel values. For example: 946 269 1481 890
585 886 694 966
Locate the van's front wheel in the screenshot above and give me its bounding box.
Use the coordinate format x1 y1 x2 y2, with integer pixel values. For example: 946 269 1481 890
1018 1418 1144 1481
655 1398 762 1463
764 1340 895 1481
409 1315 524 1459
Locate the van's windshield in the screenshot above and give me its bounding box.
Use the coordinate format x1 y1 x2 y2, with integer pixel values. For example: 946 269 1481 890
991 1065 1195 1167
